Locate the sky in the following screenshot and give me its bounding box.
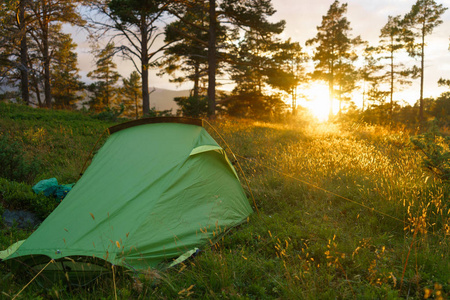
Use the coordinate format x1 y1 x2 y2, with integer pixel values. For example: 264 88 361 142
271 0 450 106
72 0 450 108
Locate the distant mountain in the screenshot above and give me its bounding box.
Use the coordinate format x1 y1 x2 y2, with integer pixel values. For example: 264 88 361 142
1 84 191 112
149 87 190 112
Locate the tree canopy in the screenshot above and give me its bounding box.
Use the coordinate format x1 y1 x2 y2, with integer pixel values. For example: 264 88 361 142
306 0 361 116
0 0 448 123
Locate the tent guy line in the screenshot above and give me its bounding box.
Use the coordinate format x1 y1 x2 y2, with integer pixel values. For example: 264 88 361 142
202 119 406 226
233 153 406 225
12 259 55 300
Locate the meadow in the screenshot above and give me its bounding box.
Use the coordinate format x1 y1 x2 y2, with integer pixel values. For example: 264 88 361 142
0 103 448 299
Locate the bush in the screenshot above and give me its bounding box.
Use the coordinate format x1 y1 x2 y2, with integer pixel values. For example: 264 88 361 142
0 178 58 219
0 134 41 184
411 123 450 182
93 104 125 122
174 96 208 118
144 107 173 118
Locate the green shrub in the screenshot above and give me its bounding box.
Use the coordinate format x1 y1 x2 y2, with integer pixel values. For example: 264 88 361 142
144 107 173 118
0 134 41 184
174 96 208 118
411 123 450 182
0 178 58 219
93 104 125 122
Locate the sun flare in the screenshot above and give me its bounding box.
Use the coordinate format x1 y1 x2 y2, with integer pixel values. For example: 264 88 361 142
299 83 336 122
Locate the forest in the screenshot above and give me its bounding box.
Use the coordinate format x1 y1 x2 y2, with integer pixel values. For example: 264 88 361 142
0 0 449 299
0 0 448 124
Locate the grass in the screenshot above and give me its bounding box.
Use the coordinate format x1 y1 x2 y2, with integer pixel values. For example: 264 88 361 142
0 103 449 299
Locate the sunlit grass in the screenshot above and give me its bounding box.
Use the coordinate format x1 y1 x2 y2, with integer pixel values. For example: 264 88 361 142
206 117 449 298
1 105 448 298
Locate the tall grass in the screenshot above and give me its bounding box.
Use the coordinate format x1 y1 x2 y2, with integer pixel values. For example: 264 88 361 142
205 117 449 299
0 106 448 299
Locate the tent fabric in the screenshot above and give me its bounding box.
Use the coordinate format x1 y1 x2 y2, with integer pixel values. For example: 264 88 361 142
1 120 252 271
0 240 24 260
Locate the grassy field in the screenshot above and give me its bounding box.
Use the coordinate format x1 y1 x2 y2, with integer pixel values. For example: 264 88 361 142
0 103 449 299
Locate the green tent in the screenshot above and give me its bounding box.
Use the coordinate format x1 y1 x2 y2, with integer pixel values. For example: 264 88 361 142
1 117 252 281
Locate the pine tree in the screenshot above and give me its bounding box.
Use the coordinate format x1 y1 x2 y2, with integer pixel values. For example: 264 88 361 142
120 71 142 119
93 0 174 116
87 42 120 111
225 30 300 118
156 0 212 104
403 0 448 122
0 6 78 108
378 15 414 118
169 0 285 117
18 0 30 105
437 38 450 90
306 0 360 117
207 0 216 117
359 47 389 114
262 39 307 114
51 33 84 109
0 0 31 104
28 0 85 108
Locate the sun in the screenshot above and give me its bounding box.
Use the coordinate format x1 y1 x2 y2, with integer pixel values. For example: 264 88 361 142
300 83 336 122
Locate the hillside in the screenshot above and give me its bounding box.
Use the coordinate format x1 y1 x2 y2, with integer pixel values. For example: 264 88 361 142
0 103 448 299
148 88 190 112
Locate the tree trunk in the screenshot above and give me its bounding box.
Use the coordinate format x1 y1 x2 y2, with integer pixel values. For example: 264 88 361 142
419 21 425 122
292 87 297 115
134 92 138 119
32 77 43 107
390 45 394 120
43 1 52 109
207 0 216 118
328 80 333 118
338 85 342 114
141 15 150 116
362 78 365 111
328 62 334 118
106 67 110 108
19 0 30 105
193 64 199 99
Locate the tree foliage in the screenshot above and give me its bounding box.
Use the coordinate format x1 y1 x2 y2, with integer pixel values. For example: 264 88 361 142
359 16 415 121
377 15 414 116
166 0 286 117
28 0 85 108
174 95 208 118
306 0 361 116
89 0 174 115
156 1 215 99
120 70 142 119
51 33 84 109
411 123 450 182
87 42 120 111
0 0 85 108
0 0 449 125
265 39 307 113
403 0 448 121
224 29 302 118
